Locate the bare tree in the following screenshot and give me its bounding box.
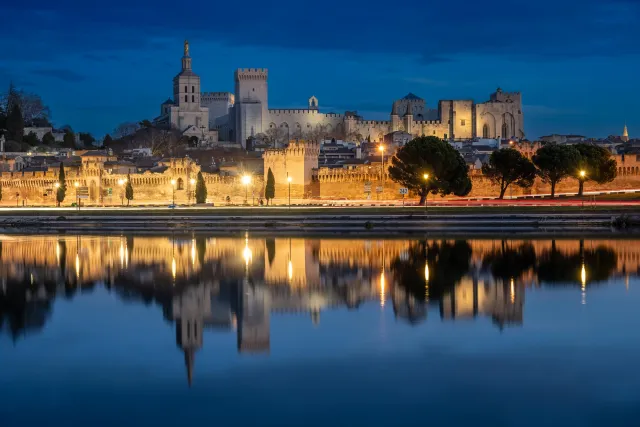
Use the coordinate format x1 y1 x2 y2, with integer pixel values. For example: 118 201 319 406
1 85 51 126
346 131 364 143
113 122 141 139
265 126 288 147
304 124 329 143
138 126 181 156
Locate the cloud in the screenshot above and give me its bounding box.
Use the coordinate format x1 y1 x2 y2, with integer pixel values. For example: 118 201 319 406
29 68 86 82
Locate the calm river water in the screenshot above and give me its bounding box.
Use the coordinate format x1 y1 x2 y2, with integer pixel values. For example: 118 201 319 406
1 235 639 426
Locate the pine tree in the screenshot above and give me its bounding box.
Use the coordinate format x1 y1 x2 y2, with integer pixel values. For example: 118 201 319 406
6 103 24 142
42 131 56 145
56 163 67 206
265 168 275 205
0 184 3 202
62 129 76 148
195 172 207 204
125 174 134 206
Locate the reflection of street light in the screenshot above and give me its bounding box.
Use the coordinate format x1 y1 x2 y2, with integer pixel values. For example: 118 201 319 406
423 174 430 211
288 260 293 281
170 179 176 205
241 175 251 205
287 176 292 209
380 271 386 308
510 278 515 303
424 263 429 302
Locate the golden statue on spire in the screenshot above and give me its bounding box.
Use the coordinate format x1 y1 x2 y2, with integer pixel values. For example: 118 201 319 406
184 40 190 56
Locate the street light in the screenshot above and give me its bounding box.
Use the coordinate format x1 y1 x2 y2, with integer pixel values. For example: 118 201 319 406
189 178 196 205
118 179 125 206
170 179 176 205
579 169 587 204
423 173 429 211
378 145 385 199
74 182 79 210
241 175 251 205
287 176 292 209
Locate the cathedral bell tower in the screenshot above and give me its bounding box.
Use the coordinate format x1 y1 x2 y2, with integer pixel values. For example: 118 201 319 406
622 123 629 143
173 40 201 112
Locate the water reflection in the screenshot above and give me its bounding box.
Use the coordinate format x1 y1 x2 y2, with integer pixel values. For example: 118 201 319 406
0 235 639 386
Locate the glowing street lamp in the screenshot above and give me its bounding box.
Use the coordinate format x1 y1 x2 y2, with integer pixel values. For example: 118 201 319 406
241 175 251 205
578 169 587 199
74 182 80 210
287 175 292 209
423 173 430 211
118 179 125 206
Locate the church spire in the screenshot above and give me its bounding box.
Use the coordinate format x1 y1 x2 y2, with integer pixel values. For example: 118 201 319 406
622 123 629 142
182 39 192 71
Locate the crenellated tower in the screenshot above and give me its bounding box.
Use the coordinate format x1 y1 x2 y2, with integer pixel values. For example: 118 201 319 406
234 68 269 147
263 139 320 199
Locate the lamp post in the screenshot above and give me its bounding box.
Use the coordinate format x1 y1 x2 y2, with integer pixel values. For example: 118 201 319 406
378 145 385 200
579 170 587 207
118 179 125 206
423 173 429 211
189 178 196 205
241 175 251 205
54 182 60 207
287 176 292 209
170 179 176 205
74 182 80 210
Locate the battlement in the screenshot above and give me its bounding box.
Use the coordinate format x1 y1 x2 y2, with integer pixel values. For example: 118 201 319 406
359 120 390 125
269 109 316 115
414 120 443 125
235 68 268 81
263 139 320 160
201 92 234 100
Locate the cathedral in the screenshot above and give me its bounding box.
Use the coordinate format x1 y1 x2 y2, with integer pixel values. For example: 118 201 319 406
156 41 525 146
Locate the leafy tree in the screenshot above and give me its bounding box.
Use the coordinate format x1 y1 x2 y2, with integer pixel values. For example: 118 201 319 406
536 241 617 285
574 143 617 196
139 119 154 128
23 131 39 146
482 241 537 280
78 132 96 147
42 131 56 145
195 171 207 204
6 103 24 142
482 148 537 199
125 174 134 206
388 136 472 204
102 134 113 147
265 168 275 205
56 163 67 206
62 129 76 148
532 144 580 198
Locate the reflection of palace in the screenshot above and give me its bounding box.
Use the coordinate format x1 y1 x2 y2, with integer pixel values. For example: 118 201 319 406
1 236 637 385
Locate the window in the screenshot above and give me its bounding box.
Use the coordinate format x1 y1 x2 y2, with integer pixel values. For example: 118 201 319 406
184 85 187 93
482 124 489 138
192 86 195 93
461 119 466 126
192 95 195 102
185 95 188 102
444 133 448 140
177 178 184 190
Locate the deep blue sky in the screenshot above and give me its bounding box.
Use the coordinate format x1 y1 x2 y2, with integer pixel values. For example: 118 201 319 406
1 0 638 139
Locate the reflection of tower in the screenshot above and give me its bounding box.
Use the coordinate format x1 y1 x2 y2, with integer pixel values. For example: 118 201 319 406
237 281 270 353
392 285 426 325
172 284 213 387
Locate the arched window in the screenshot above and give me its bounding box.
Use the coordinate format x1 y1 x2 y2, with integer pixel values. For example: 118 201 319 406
501 123 508 138
177 178 184 190
483 124 489 138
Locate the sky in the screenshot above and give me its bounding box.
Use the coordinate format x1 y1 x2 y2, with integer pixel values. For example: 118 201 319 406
1 0 638 139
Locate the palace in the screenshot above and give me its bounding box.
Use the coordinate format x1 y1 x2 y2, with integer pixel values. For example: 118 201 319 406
155 41 525 146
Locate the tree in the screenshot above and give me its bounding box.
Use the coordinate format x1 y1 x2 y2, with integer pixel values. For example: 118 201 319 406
62 129 76 148
125 174 134 206
574 143 617 196
264 126 288 147
23 131 39 146
113 122 140 139
6 103 24 142
481 148 537 199
102 134 113 147
195 171 207 204
532 144 580 198
265 168 275 205
388 136 472 204
78 132 96 147
56 163 67 206
304 125 329 143
0 184 2 202
42 131 56 145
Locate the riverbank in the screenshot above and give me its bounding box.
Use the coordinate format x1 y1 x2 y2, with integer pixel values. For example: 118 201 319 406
0 207 638 235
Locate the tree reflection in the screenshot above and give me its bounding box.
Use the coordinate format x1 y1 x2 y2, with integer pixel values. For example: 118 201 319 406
392 240 472 302
536 240 617 285
482 241 537 280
